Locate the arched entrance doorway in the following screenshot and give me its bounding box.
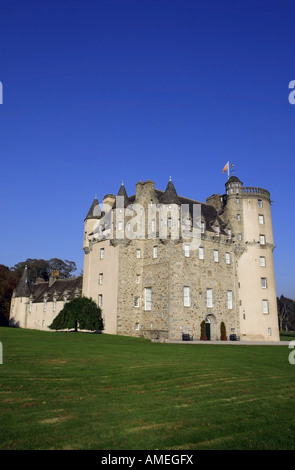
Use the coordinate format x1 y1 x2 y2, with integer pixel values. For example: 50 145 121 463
205 314 218 341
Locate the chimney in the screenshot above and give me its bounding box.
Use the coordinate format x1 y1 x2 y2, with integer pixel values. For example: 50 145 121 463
49 270 59 287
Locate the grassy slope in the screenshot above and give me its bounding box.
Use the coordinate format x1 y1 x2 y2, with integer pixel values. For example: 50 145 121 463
0 327 295 450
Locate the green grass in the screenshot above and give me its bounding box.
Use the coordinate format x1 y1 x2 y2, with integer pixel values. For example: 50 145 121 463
1 327 295 450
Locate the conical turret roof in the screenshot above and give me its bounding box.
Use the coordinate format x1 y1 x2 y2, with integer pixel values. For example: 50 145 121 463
14 266 31 297
85 196 101 220
161 177 180 205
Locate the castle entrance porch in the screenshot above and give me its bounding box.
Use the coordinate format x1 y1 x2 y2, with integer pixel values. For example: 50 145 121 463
205 314 218 341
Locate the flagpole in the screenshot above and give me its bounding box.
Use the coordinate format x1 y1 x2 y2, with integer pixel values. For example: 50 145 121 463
227 161 230 179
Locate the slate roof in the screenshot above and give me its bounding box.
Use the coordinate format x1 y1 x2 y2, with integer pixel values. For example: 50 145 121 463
13 272 83 302
85 196 101 220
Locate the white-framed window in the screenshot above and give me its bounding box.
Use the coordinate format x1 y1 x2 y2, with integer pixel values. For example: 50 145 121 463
227 228 232 240
260 256 266 267
100 248 105 259
98 294 103 308
214 225 220 237
214 250 219 262
236 197 240 204
260 234 266 245
136 274 141 284
134 297 139 308
168 218 172 228
53 297 57 312
136 249 141 259
262 299 269 314
151 219 156 233
183 286 190 307
237 214 241 221
200 222 205 233
199 247 204 260
206 288 213 308
99 273 103 285
258 199 263 208
268 328 272 336
184 244 190 258
225 252 231 264
238 233 242 241
117 220 123 231
259 215 264 225
153 246 158 258
145 287 152 311
261 277 267 288
227 290 233 309
135 323 140 331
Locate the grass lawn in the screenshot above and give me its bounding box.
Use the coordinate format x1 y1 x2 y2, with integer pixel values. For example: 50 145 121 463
0 327 295 450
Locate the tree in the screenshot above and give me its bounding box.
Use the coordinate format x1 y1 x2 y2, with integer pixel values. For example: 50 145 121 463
0 265 20 325
277 295 295 331
12 258 77 282
49 296 104 332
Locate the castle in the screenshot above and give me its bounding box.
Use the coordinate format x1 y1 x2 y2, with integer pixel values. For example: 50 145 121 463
9 175 280 342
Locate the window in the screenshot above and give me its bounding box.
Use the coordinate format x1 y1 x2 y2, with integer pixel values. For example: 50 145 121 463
53 297 57 312
136 249 141 259
268 328 272 336
207 289 213 308
259 215 264 225
199 247 204 260
227 228 232 240
99 273 103 285
43 297 47 312
98 294 103 308
237 214 241 221
100 248 105 259
118 220 123 230
183 286 190 307
200 222 205 233
214 250 219 262
260 234 266 245
136 274 141 284
258 199 263 208
184 244 190 257
236 197 240 204
168 218 172 228
260 256 266 267
238 233 242 241
134 297 139 308
151 219 156 233
214 225 220 237
227 291 233 309
153 246 158 258
145 287 152 311
135 323 140 331
261 277 267 288
262 300 269 314
225 252 231 264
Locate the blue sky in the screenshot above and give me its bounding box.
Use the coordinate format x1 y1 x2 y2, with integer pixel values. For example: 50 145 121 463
0 0 294 298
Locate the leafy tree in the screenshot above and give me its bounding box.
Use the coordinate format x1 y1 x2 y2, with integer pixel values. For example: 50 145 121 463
49 296 104 332
12 258 77 282
0 265 20 325
277 295 295 331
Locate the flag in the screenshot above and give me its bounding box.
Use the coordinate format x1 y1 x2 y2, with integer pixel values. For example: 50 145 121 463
222 161 229 175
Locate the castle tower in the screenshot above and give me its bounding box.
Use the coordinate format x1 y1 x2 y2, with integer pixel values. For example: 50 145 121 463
224 177 279 341
9 266 31 328
82 191 119 334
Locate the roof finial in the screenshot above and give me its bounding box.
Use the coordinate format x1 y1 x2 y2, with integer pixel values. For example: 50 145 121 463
121 180 124 186
94 194 97 199
169 176 172 182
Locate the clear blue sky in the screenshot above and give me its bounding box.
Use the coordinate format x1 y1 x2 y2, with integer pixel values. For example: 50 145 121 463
0 0 294 298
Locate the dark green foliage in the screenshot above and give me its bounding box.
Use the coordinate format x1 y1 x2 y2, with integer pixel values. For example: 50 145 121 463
13 258 77 282
277 295 295 331
220 321 227 340
49 296 104 332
